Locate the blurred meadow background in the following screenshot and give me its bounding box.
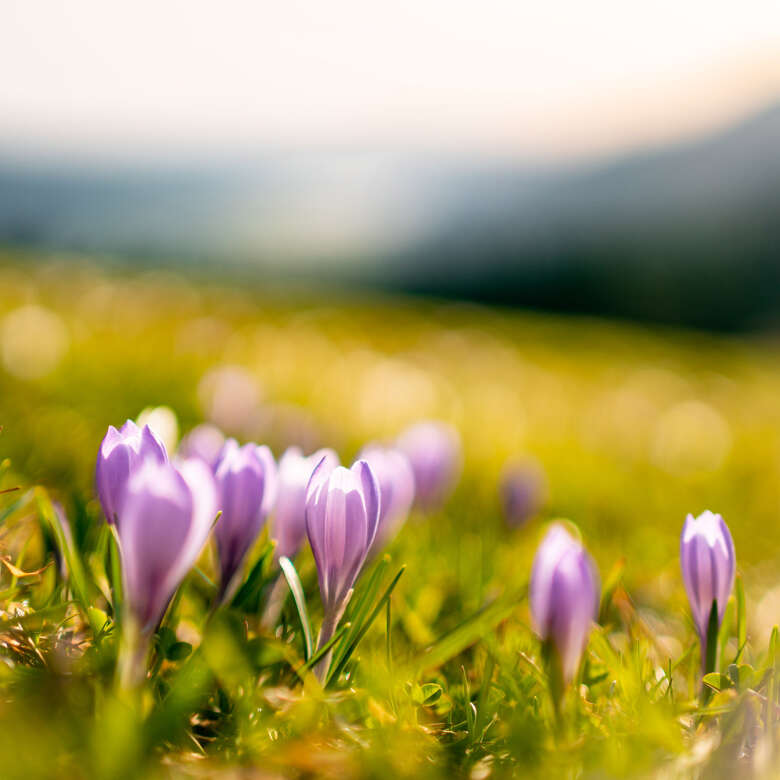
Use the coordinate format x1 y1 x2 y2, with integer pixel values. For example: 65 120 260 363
1 1 780 777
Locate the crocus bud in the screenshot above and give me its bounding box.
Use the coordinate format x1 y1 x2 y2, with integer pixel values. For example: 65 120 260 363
530 524 599 683
116 457 216 632
272 446 339 560
178 423 226 469
213 439 277 596
306 458 380 618
680 511 736 670
500 458 547 528
96 420 168 525
358 444 415 552
396 421 461 510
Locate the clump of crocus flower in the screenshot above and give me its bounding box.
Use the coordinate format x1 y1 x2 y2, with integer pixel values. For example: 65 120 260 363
213 439 277 600
96 420 168 525
396 420 461 510
178 423 226 469
272 446 339 561
260 447 339 630
358 444 415 553
113 456 216 686
530 524 599 703
306 457 380 678
500 458 547 528
680 511 736 675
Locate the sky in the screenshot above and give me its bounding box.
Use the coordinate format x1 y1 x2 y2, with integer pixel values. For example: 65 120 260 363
1 0 779 162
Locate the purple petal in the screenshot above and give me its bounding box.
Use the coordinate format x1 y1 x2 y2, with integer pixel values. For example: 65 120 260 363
351 459 380 550
95 420 168 525
358 446 415 551
178 424 225 468
273 447 339 560
213 441 273 588
117 460 194 630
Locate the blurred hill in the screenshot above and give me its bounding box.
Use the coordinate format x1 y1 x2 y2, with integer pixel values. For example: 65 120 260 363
1 102 778 330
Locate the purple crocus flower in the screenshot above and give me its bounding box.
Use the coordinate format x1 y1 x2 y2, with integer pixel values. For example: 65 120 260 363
358 444 415 552
396 421 461 510
500 458 547 528
305 457 380 671
178 423 225 469
96 420 168 525
530 524 599 683
272 446 339 560
213 439 277 597
680 511 736 670
116 457 216 633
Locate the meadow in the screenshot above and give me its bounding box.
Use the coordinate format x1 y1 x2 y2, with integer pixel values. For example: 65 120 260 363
2 251 780 778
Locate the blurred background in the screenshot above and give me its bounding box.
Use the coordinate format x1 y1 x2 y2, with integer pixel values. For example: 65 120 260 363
1 0 779 329
2 9 780 774
2 1 780 617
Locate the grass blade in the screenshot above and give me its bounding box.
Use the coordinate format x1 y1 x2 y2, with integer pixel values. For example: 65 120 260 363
735 576 746 664
414 597 516 674
35 487 92 612
279 556 313 660
302 622 351 672
326 565 405 686
329 557 389 672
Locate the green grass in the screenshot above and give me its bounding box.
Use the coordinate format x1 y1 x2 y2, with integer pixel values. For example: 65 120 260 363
2 252 780 777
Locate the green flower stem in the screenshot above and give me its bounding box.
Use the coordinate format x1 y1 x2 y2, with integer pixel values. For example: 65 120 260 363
314 596 351 683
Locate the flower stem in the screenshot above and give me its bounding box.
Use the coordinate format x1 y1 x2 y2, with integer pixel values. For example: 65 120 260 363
313 597 350 683
117 618 151 692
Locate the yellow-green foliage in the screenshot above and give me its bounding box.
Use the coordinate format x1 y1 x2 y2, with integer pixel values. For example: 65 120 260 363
1 252 780 778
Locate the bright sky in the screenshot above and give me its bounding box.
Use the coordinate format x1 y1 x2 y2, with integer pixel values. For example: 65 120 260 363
2 0 779 161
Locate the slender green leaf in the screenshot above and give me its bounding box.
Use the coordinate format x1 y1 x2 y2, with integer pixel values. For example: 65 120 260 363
705 599 719 677
326 566 405 685
230 541 275 611
0 489 29 525
735 576 746 664
279 556 313 660
302 622 351 672
768 625 778 733
35 487 92 612
329 557 390 673
414 597 516 674
598 556 625 624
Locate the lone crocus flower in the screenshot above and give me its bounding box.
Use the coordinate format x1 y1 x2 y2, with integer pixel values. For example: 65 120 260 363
358 444 415 552
500 458 548 528
680 511 736 673
115 457 216 685
396 421 462 510
213 439 277 598
530 524 599 687
272 447 339 560
306 457 380 677
178 423 226 469
96 420 168 525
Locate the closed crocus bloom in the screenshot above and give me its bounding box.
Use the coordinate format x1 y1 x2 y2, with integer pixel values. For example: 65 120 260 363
358 444 415 552
396 421 461 510
178 423 226 469
272 447 339 560
530 524 599 683
213 439 278 596
306 458 380 621
680 511 736 669
117 457 216 633
500 458 548 528
96 420 168 525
